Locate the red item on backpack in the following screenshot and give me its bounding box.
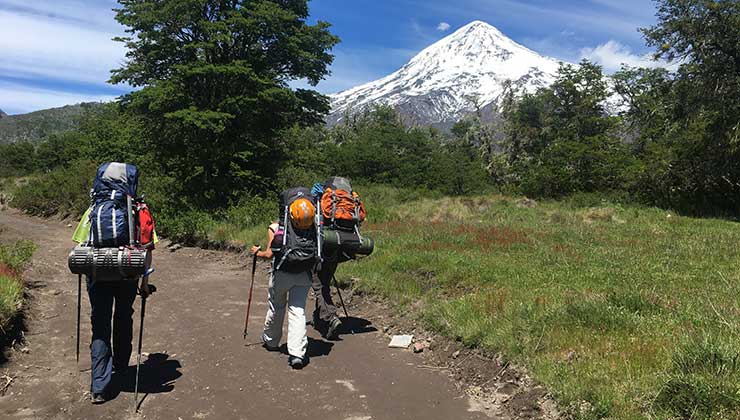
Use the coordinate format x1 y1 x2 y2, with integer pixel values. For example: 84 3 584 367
137 203 155 249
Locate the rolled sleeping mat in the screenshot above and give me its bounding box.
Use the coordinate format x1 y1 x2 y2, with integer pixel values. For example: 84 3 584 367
322 229 374 256
356 235 374 256
68 246 147 280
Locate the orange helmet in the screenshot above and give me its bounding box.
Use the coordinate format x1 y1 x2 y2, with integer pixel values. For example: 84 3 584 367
289 198 315 230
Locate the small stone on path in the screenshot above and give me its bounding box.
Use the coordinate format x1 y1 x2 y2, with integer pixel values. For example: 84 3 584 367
388 335 413 348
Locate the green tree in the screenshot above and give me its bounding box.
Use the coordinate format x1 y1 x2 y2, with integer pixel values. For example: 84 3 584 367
638 0 740 214
111 0 339 209
0 142 37 177
501 61 635 197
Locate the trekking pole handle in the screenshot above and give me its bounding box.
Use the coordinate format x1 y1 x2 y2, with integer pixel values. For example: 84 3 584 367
250 245 261 258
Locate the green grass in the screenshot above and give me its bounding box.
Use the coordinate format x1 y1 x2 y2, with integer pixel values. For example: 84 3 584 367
330 194 740 420
0 274 23 331
0 240 36 331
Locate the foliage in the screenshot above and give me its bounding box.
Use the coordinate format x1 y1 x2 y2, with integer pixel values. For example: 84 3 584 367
630 0 740 215
0 273 22 332
0 142 37 177
11 160 97 218
0 240 36 331
325 105 492 195
490 61 636 198
0 102 148 177
0 240 36 273
111 0 340 210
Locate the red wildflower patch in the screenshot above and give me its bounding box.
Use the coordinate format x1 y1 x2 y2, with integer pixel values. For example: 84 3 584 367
0 262 16 278
462 226 532 250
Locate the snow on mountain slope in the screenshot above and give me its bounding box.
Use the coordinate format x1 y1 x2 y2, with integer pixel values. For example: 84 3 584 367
328 21 564 127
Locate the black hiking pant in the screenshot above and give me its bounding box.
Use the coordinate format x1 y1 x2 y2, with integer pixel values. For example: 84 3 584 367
312 261 339 327
87 277 138 394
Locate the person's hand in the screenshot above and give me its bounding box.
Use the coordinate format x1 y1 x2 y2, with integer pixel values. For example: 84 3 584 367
250 245 261 256
139 277 150 298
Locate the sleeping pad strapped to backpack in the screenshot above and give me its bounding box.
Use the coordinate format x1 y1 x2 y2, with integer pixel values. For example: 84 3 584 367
271 187 318 273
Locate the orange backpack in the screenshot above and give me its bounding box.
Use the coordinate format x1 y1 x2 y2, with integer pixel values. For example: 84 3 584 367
320 177 366 230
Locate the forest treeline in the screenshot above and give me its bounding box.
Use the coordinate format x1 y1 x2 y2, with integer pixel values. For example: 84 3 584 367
1 0 738 242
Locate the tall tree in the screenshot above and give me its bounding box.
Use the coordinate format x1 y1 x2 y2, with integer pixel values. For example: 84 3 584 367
497 61 633 197
111 0 339 208
640 0 740 214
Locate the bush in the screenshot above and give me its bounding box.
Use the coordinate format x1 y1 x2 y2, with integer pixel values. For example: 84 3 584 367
0 240 37 273
0 274 22 330
225 196 275 227
155 210 216 245
0 240 36 331
11 160 97 218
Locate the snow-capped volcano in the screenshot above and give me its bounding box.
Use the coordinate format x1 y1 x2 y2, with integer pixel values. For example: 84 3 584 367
328 20 564 127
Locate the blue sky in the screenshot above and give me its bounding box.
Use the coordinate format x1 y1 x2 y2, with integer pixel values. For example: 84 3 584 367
0 0 661 115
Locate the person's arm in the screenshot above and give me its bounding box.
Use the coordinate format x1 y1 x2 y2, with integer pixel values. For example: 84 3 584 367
250 228 274 259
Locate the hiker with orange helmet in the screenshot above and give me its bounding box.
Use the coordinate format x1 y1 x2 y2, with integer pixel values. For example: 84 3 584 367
251 187 318 369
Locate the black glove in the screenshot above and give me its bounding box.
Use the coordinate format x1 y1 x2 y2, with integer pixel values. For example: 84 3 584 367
139 284 157 298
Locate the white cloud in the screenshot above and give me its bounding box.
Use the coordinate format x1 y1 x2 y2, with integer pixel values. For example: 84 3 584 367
0 81 116 115
580 40 677 73
0 10 127 87
0 0 121 31
437 22 451 31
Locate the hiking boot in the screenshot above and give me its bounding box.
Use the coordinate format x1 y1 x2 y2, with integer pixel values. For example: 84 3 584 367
326 317 343 340
91 392 107 404
262 342 280 352
289 356 307 370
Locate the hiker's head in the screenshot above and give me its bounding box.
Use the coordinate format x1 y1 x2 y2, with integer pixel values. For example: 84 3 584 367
289 198 315 230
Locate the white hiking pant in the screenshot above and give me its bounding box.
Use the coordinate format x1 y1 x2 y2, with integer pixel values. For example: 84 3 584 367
262 269 311 359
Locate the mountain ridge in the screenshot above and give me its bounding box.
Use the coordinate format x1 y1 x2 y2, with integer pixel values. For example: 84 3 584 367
328 21 565 128
0 103 101 144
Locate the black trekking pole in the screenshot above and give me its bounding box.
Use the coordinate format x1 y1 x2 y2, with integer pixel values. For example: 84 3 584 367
76 274 81 363
332 275 350 318
134 269 156 413
332 276 353 335
243 249 259 339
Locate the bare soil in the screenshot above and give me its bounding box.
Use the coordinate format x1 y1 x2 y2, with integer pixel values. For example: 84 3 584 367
0 210 559 420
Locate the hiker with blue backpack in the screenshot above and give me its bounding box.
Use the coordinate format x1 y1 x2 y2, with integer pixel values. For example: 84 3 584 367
251 187 318 369
70 162 157 404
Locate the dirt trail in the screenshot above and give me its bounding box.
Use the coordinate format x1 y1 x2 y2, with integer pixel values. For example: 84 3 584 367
0 210 494 420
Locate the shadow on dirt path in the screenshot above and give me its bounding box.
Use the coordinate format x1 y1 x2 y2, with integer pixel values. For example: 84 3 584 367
0 210 494 420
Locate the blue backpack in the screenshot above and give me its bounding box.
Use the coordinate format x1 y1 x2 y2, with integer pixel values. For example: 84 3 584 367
89 162 139 247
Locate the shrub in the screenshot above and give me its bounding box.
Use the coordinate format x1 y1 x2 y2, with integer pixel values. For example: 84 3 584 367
0 240 36 331
11 160 97 217
0 240 37 272
0 274 22 330
225 196 275 227
155 210 216 245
